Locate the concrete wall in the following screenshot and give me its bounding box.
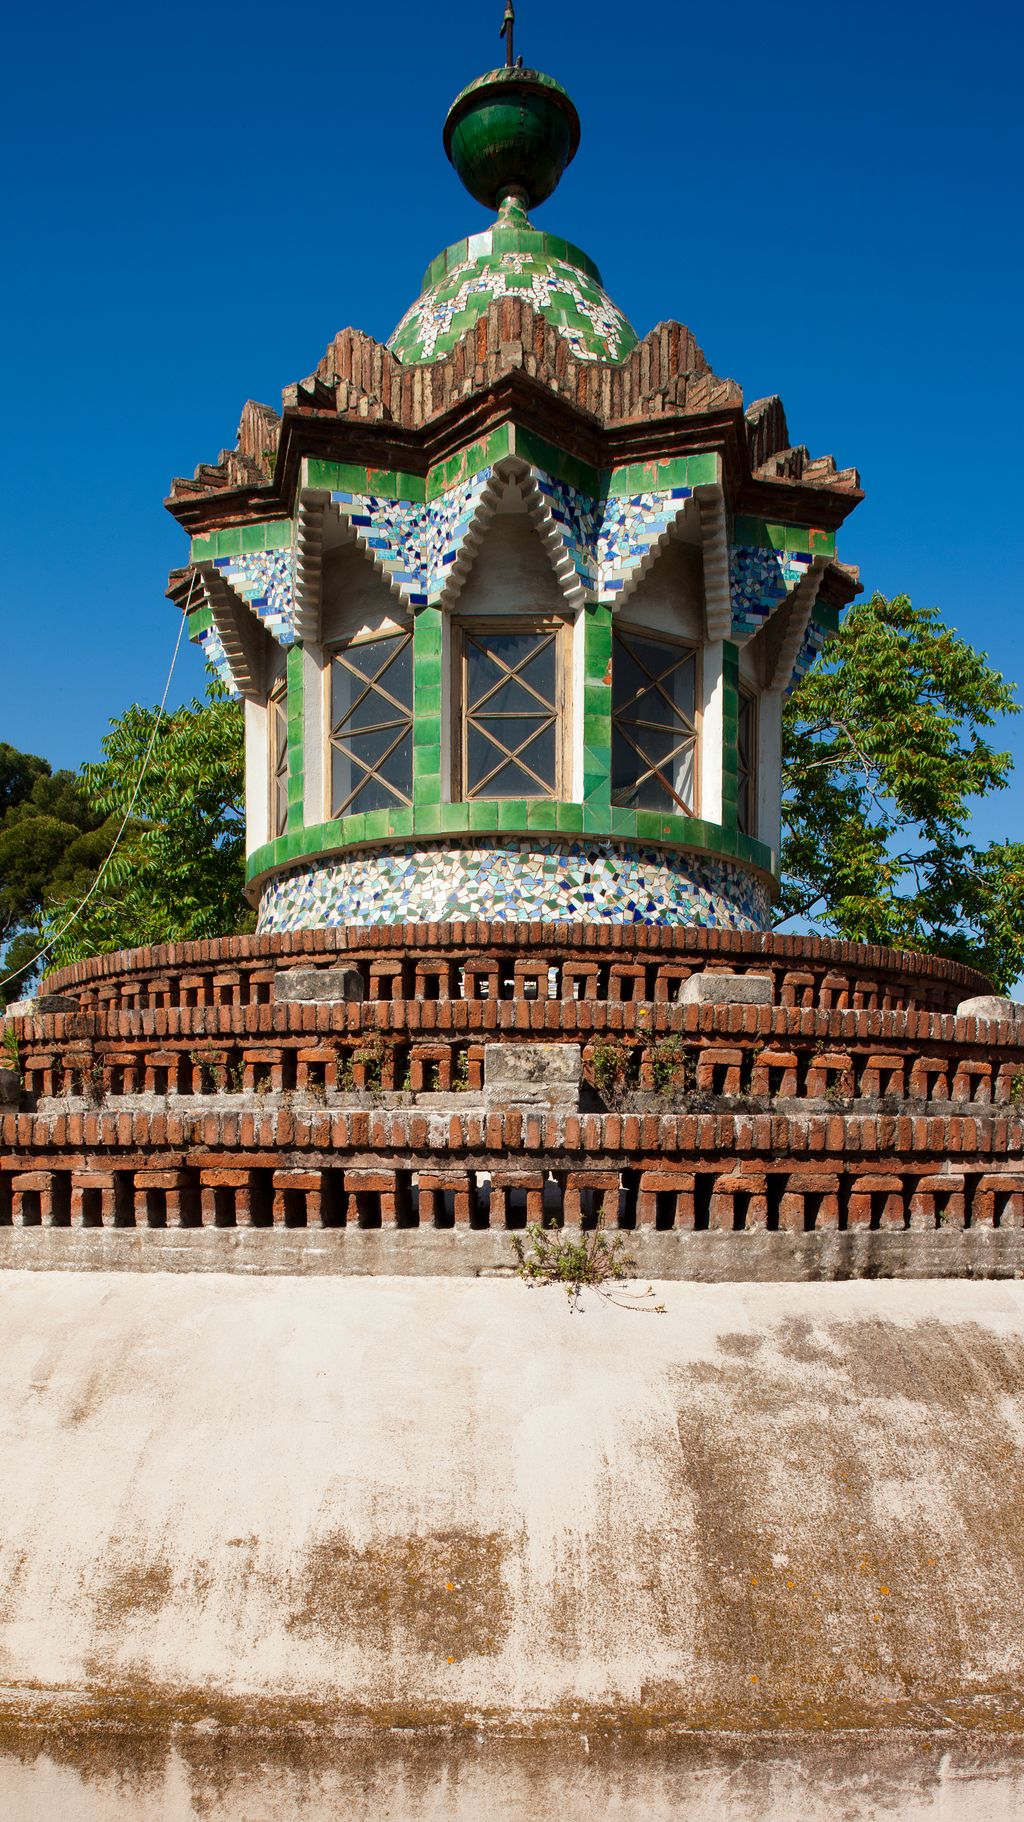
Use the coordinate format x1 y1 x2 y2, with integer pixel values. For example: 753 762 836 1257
1 1271 1023 1818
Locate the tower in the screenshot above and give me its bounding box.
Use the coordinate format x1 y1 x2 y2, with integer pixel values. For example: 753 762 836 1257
2 17 1023 1817
167 29 861 935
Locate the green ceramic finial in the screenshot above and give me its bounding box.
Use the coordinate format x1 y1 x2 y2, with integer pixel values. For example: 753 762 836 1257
443 13 580 216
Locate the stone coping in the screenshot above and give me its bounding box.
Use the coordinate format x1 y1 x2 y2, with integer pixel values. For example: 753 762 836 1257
2 1225 1023 1280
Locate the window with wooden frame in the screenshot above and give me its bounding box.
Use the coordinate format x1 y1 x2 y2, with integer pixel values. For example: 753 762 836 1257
268 672 289 839
455 619 568 800
737 684 757 837
611 627 699 815
327 624 413 817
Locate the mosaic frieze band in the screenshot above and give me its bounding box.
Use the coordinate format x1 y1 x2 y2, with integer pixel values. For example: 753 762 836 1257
189 459 838 664
256 839 771 935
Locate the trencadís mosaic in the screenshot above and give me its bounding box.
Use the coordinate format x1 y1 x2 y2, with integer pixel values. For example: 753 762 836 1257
256 839 771 935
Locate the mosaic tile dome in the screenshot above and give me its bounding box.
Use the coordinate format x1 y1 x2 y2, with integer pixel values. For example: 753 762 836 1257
388 198 638 366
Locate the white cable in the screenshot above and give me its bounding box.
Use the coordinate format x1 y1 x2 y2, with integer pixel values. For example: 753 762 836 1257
0 572 197 997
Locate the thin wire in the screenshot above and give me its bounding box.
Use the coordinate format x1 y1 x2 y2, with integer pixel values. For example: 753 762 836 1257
0 572 198 997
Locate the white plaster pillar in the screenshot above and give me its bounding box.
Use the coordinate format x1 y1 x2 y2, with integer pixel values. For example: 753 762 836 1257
700 641 724 824
244 697 269 857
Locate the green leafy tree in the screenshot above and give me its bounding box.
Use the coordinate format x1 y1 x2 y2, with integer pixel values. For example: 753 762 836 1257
42 682 250 971
780 591 1024 989
0 752 117 1004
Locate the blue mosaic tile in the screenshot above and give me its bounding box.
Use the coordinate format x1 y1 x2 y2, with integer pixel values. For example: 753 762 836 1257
256 839 771 934
326 465 698 609
729 543 810 639
213 549 296 646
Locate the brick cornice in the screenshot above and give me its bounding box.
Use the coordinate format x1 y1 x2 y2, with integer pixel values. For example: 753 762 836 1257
165 304 862 541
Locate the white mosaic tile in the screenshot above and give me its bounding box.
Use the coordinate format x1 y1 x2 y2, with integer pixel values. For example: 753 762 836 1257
256 839 771 935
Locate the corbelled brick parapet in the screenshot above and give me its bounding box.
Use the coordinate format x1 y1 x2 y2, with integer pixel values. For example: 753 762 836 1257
3 926 1022 1277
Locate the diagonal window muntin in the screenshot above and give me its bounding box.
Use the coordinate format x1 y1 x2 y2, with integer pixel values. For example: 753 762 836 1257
329 626 414 818
612 627 699 816
737 684 757 836
269 672 289 839
459 621 564 801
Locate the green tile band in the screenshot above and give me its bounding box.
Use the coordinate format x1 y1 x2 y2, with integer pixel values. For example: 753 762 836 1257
190 520 293 563
286 644 305 833
245 802 777 889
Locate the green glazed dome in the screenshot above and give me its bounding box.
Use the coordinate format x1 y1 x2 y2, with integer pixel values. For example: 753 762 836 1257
388 197 638 367
443 66 580 212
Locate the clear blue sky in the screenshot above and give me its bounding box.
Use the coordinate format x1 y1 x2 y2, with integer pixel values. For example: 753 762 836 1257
2 0 1021 849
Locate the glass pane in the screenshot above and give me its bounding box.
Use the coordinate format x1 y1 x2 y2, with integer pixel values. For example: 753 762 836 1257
467 723 555 796
346 632 405 685
612 641 649 712
347 773 399 816
612 728 643 806
473 674 547 715
376 730 412 792
618 683 676 731
338 724 407 770
517 640 556 702
466 632 554 709
343 688 403 733
331 743 355 813
629 633 679 680
628 722 682 770
373 636 412 701
482 757 555 799
663 651 696 725
476 713 551 752
331 659 359 729
673 740 695 811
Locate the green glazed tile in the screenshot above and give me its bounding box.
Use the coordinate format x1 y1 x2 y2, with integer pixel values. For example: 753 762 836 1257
468 800 499 832
439 801 471 833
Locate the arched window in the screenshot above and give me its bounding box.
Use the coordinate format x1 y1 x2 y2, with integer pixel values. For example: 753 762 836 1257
268 672 289 839
327 624 414 817
611 628 699 815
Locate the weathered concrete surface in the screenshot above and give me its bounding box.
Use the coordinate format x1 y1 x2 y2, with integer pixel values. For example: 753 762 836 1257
1 1272 1024 1818
2 1223 1024 1278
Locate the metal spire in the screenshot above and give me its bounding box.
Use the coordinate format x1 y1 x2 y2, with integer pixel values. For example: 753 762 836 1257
500 1 515 67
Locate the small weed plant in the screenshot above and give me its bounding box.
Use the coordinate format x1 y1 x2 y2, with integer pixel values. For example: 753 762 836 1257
512 1219 665 1314
1009 1071 1024 1109
2 1026 20 1079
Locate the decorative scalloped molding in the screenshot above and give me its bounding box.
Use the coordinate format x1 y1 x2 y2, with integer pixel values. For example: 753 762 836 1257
765 556 829 691
293 490 330 644
435 457 590 614
194 565 265 700
695 484 732 641
608 493 699 608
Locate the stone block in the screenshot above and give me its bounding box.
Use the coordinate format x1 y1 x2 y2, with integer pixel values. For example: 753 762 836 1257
483 1042 581 1107
0 1067 20 1105
679 971 773 1007
957 995 1023 1022
273 967 364 1004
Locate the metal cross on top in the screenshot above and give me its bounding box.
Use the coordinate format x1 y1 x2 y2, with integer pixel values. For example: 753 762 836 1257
500 1 516 67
